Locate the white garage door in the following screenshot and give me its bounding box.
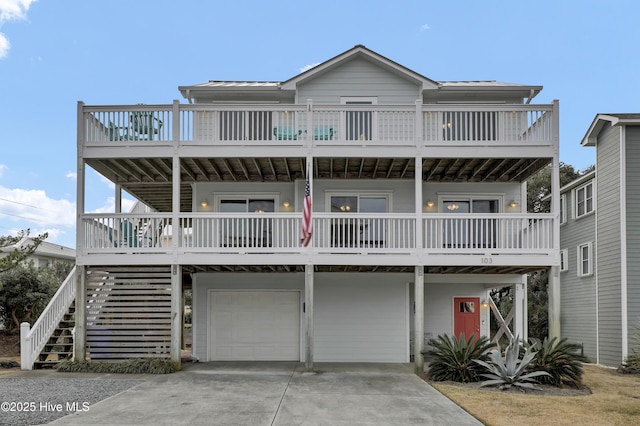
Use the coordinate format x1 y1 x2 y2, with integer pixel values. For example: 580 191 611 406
315 280 408 362
209 291 300 361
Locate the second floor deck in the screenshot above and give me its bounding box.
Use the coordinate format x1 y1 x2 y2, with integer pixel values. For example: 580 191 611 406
79 212 558 272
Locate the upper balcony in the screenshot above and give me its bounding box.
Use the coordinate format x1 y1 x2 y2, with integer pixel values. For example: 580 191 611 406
79 212 558 273
80 101 558 157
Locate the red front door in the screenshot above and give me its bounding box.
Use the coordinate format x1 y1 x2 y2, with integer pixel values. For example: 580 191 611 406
453 297 480 340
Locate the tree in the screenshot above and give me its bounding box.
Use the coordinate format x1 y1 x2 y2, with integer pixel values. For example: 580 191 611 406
492 163 593 340
0 229 48 273
0 263 56 333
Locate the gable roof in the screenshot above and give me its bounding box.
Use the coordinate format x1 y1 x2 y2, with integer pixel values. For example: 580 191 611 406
179 45 542 101
280 44 439 91
581 113 640 146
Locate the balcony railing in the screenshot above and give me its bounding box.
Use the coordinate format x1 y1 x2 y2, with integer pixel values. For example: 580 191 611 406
81 213 555 260
423 214 555 255
81 102 557 147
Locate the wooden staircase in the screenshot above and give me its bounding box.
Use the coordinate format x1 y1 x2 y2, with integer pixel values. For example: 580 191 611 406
32 302 75 369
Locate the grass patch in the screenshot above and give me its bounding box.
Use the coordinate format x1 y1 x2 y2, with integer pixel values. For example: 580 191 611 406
430 364 640 426
57 358 178 374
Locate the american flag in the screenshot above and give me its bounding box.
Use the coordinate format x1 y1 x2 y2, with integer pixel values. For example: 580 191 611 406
301 173 313 247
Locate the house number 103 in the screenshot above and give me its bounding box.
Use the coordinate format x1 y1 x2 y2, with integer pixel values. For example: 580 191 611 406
481 257 493 264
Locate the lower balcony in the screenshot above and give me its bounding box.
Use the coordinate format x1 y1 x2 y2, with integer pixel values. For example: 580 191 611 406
80 213 556 268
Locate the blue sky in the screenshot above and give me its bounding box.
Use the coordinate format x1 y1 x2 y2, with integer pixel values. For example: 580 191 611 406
0 0 638 249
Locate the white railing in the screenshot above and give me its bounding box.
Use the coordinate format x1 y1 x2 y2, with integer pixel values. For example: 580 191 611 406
21 266 76 370
82 213 172 251
180 213 301 252
313 213 416 252
82 102 556 147
423 214 554 254
422 104 555 144
80 213 554 257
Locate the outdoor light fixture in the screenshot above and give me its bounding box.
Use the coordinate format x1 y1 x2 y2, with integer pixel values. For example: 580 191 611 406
426 200 435 208
509 200 519 208
200 199 209 208
481 299 490 309
282 200 291 208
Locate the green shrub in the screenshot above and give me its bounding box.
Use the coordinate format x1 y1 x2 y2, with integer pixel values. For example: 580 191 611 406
474 336 550 390
57 358 178 374
425 333 494 383
527 337 587 387
619 351 640 375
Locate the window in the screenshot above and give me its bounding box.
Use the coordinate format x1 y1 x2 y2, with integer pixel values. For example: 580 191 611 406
342 97 376 141
560 249 568 272
575 182 594 218
560 194 567 224
442 110 498 141
219 111 272 141
218 197 275 247
441 197 500 248
328 193 388 247
577 243 593 277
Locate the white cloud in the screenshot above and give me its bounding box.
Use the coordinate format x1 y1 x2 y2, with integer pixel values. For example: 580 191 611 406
299 62 320 73
0 0 37 58
420 23 430 31
0 33 9 58
66 171 77 180
0 164 6 177
0 185 76 228
91 196 136 214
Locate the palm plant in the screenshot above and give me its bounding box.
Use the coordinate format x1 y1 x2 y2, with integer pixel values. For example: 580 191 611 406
474 336 550 390
527 337 587 387
425 333 493 383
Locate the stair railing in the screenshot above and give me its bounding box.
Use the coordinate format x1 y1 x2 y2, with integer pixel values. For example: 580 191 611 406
20 266 77 370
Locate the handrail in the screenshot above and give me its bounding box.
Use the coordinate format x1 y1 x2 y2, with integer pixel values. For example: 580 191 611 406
20 266 77 370
81 102 557 146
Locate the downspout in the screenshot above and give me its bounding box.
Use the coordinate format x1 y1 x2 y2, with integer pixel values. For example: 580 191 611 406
525 89 535 105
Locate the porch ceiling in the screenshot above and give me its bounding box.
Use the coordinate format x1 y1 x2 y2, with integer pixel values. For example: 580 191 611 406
86 156 550 212
182 264 546 275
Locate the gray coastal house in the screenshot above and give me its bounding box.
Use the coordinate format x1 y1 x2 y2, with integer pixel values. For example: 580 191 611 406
21 45 561 370
560 114 640 367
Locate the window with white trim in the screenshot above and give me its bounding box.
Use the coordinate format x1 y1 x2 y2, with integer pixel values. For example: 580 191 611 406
327 192 389 248
577 243 593 277
560 194 567 224
575 182 594 218
560 249 568 272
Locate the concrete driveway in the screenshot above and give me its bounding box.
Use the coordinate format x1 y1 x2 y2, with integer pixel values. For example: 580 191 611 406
49 362 481 425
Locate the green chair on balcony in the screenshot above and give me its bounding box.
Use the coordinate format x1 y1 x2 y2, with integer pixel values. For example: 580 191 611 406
130 112 163 140
314 126 334 140
108 122 130 141
273 126 302 140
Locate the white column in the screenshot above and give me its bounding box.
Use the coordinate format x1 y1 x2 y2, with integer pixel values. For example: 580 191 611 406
73 266 86 362
414 266 425 373
548 266 561 339
304 264 314 371
171 264 182 365
513 278 527 341
549 100 561 340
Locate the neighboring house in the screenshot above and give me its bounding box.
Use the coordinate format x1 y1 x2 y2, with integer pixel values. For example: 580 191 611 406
560 114 640 367
23 45 561 370
0 237 75 268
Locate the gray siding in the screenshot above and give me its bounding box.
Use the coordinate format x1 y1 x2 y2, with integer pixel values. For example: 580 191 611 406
559 177 597 362
625 126 640 355
297 58 420 104
596 124 623 366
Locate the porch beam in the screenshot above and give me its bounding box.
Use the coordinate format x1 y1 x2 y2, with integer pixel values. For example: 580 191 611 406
73 266 87 362
304 264 314 371
414 266 425 373
171 264 182 365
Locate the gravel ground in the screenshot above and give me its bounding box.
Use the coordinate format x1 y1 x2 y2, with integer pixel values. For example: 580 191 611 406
0 377 143 425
